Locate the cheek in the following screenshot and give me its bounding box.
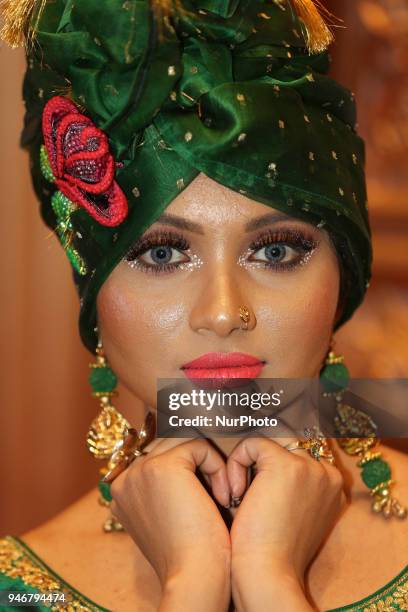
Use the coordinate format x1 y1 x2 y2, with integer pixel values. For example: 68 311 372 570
98 278 184 348
96 269 188 403
292 272 338 328
260 254 340 376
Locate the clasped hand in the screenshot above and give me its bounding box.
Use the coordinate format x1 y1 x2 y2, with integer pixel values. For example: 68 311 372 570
110 434 346 612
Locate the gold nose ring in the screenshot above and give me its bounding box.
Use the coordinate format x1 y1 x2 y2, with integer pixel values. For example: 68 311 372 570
239 305 250 330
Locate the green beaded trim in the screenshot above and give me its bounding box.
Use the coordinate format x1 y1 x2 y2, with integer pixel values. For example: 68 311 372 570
39 146 87 277
50 192 87 276
51 190 75 223
40 144 55 183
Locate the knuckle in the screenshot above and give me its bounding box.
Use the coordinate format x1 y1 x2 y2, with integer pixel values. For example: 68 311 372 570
258 437 275 452
183 438 204 454
331 467 345 489
289 456 332 484
303 459 326 483
139 455 162 479
318 465 331 485
175 437 211 463
191 437 211 453
316 460 329 476
288 455 309 478
335 475 345 492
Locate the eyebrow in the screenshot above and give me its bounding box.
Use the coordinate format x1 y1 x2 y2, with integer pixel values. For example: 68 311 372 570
244 212 295 232
154 213 205 234
155 211 293 234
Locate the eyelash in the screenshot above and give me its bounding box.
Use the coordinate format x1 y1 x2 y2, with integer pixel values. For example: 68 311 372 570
245 229 318 270
124 228 319 275
124 231 190 275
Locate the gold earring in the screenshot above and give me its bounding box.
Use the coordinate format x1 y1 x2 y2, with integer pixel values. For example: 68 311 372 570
321 338 407 520
239 305 250 330
86 337 130 532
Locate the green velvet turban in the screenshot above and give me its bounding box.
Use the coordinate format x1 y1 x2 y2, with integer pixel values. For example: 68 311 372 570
19 0 372 354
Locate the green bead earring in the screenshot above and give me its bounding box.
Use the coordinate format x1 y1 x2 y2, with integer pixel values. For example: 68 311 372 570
320 338 407 520
319 341 350 395
86 336 130 532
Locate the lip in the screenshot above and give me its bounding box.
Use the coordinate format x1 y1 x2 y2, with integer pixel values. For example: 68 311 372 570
181 352 265 384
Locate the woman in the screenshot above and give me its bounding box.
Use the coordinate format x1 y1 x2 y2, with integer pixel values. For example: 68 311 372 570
1 0 407 610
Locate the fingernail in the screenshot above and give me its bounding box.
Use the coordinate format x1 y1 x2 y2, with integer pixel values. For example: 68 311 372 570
222 495 232 508
230 495 243 508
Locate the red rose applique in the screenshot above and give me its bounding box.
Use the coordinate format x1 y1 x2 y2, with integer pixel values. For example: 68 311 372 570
41 96 128 227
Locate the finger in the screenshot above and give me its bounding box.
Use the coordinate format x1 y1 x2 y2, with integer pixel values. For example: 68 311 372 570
132 414 214 458
113 418 230 503
144 434 195 455
227 435 319 498
227 436 277 498
145 435 226 495
285 437 340 477
230 434 342 501
264 416 300 450
263 426 340 476
167 438 231 507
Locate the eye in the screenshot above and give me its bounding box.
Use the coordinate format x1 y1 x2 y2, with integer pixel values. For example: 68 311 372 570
251 243 299 265
124 230 192 274
139 244 188 266
245 229 319 271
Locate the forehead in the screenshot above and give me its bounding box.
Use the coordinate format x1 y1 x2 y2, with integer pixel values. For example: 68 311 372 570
161 172 297 229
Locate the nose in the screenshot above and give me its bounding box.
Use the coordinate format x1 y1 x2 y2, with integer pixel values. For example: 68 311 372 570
189 266 257 337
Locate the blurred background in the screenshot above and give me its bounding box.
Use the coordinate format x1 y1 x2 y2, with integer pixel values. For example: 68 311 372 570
1 0 407 535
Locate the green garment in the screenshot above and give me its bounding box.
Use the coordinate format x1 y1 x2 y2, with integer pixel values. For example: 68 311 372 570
20 0 372 354
0 536 108 611
1 536 407 611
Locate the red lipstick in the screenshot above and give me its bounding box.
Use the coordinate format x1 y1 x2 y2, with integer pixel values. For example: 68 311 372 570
181 352 265 382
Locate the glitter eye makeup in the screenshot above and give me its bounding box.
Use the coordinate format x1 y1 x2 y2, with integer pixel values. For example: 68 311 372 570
124 230 203 274
124 226 319 275
238 228 320 271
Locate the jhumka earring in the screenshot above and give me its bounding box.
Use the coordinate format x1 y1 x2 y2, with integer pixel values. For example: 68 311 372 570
319 338 407 520
86 337 131 532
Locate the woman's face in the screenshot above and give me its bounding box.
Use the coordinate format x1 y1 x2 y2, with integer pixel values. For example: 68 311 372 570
97 172 341 408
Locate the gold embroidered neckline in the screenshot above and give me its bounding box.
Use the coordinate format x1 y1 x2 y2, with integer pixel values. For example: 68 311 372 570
0 535 108 611
1 534 407 611
326 564 408 611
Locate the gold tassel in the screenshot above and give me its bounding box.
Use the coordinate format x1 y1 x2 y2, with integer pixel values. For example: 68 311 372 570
290 0 335 54
0 0 46 48
151 0 175 18
1 0 334 54
0 0 192 48
150 0 194 43
153 0 199 19
152 0 337 53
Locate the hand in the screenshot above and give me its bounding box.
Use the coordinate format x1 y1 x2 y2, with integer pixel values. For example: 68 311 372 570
227 436 346 610
109 437 232 610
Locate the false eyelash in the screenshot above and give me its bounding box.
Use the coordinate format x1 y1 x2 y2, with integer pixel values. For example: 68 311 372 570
125 230 190 261
249 228 318 253
242 227 320 271
123 226 320 275
126 260 182 275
